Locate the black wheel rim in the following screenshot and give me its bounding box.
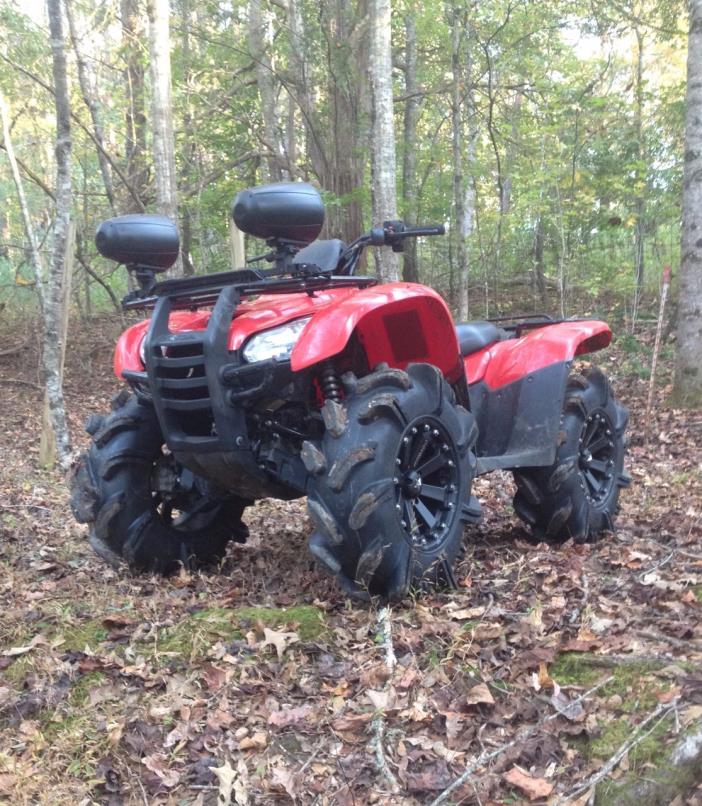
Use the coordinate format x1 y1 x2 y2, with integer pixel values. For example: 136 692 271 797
394 417 461 550
578 409 616 505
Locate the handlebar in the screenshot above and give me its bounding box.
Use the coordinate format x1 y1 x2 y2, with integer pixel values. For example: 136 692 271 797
341 219 445 275
369 220 445 247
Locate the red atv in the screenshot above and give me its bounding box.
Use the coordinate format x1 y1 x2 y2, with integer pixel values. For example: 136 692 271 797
71 182 629 600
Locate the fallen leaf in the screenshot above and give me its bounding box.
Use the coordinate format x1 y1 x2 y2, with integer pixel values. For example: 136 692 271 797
210 759 236 806
4 634 47 657
268 704 313 728
466 682 495 706
405 760 453 792
503 766 554 800
142 753 180 788
260 627 299 659
239 731 267 750
271 765 297 799
551 689 585 721
445 605 486 620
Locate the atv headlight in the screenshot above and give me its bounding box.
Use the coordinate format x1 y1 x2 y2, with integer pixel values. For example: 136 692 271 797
242 316 311 363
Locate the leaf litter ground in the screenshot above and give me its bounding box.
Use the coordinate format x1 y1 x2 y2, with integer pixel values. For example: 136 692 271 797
1 317 702 805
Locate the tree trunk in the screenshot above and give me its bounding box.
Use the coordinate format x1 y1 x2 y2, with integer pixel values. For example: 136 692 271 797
249 0 284 182
43 0 73 468
65 0 115 211
179 0 198 276
0 93 45 289
369 0 399 282
450 7 475 321
631 26 646 331
673 0 702 407
532 215 547 305
147 0 182 274
401 14 419 283
121 0 147 212
303 0 366 246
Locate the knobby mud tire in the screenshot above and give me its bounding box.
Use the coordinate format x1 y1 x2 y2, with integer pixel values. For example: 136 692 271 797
305 363 479 601
512 367 629 543
69 392 248 573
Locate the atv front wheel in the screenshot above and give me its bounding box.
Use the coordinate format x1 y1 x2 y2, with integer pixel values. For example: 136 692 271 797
70 392 249 572
305 363 480 600
512 367 629 542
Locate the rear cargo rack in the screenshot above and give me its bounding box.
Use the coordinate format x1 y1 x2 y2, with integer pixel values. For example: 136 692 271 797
488 314 590 338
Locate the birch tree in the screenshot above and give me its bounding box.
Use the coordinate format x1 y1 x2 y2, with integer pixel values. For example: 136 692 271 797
401 13 419 283
450 6 477 320
147 0 181 274
674 0 702 407
369 0 399 282
43 0 73 468
121 0 147 212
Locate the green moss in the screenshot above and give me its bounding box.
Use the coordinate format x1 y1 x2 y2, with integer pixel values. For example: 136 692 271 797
1 655 33 687
146 607 242 659
233 605 326 641
59 619 109 652
693 586 702 604
67 672 107 707
135 604 325 661
551 653 666 704
551 652 604 687
595 721 702 806
590 715 670 764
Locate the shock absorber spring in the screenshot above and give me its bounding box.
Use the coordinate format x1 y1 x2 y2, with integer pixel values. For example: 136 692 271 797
320 361 342 402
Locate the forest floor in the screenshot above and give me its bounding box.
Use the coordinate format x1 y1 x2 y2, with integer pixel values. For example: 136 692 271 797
1 315 702 805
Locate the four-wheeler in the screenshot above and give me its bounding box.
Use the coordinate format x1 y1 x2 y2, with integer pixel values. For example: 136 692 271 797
70 182 629 600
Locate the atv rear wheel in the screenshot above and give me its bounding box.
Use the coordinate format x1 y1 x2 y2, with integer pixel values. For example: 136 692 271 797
70 392 249 572
512 367 629 543
305 363 480 600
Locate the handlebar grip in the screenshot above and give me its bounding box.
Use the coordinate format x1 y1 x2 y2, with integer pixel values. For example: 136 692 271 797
404 224 445 237
392 224 446 238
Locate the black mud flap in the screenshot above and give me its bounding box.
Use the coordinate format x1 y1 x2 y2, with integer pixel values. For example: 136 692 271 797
469 361 571 473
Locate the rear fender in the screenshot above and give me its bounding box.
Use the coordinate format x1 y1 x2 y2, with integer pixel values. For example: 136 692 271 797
291 282 464 382
466 320 612 472
465 320 612 388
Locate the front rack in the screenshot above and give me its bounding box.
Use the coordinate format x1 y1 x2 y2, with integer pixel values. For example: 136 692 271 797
123 270 378 312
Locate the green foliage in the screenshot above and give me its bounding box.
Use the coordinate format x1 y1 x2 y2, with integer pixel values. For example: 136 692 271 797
0 0 687 315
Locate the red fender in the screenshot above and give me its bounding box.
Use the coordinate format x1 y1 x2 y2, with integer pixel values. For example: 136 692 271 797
113 290 356 378
114 311 211 377
464 320 612 389
291 283 464 382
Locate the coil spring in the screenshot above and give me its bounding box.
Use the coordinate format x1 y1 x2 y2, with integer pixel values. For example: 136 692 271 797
320 362 342 402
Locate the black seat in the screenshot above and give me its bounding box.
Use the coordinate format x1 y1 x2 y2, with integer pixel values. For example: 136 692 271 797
455 321 504 356
294 239 346 272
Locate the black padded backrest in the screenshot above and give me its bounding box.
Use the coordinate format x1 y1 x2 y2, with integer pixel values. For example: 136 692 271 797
455 321 504 356
293 239 345 272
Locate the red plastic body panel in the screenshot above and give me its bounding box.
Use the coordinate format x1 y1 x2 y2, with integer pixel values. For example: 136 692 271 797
291 283 463 381
463 320 612 390
113 283 463 381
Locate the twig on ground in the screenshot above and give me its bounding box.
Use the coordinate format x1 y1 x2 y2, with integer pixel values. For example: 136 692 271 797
371 605 400 794
553 698 678 804
638 550 675 581
0 377 41 389
0 337 30 356
638 629 702 651
428 676 614 806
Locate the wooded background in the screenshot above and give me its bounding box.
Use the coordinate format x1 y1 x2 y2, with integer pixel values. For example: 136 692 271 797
0 0 700 460
1 0 688 308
